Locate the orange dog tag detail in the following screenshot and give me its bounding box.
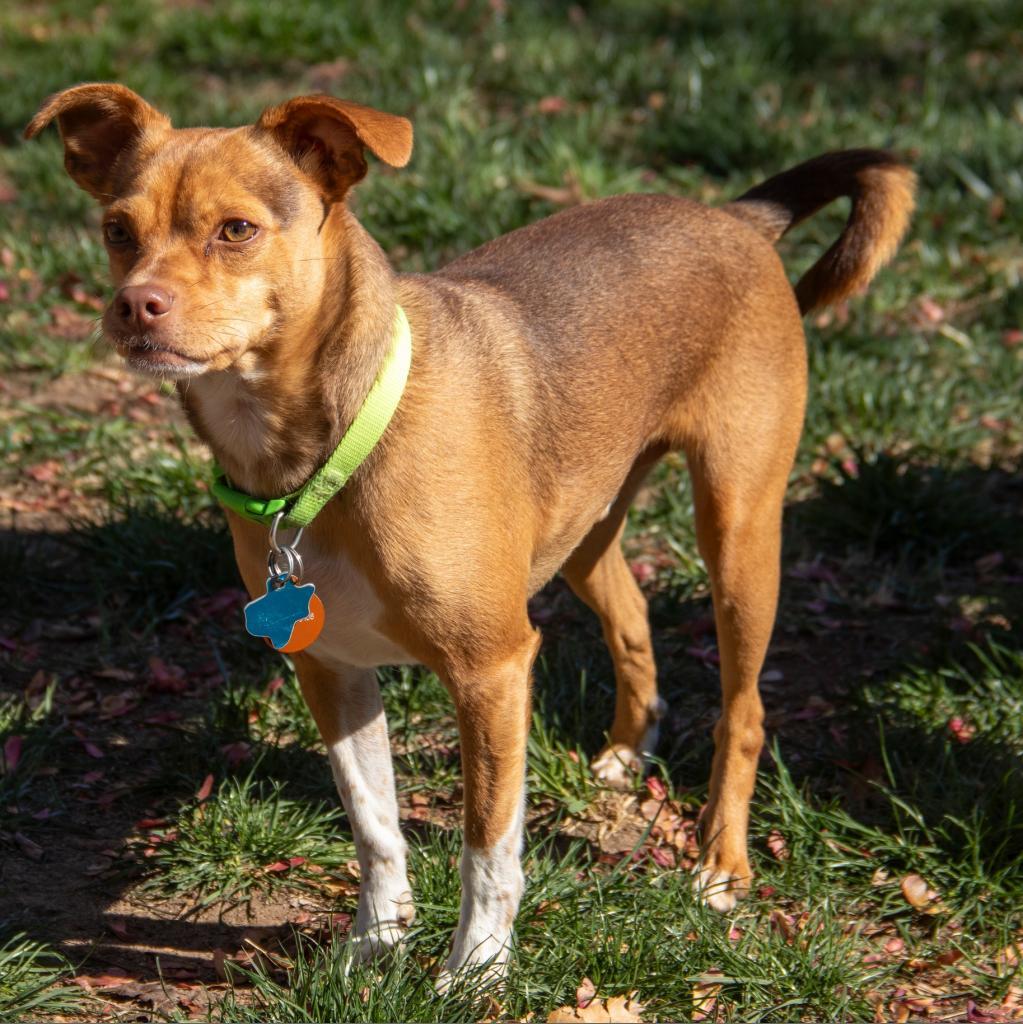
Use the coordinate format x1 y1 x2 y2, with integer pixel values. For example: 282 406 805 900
245 574 326 653
279 592 325 652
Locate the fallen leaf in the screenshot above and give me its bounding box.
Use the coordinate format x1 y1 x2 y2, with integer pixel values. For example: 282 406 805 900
645 776 667 801
548 991 644 1023
766 830 789 861
967 1000 1000 1023
15 831 44 861
264 856 306 873
948 717 977 743
692 974 722 1021
195 774 214 802
148 656 189 694
537 95 569 114
769 909 795 941
220 741 251 767
901 873 935 908
24 459 61 483
3 734 23 772
577 977 597 1009
72 970 131 990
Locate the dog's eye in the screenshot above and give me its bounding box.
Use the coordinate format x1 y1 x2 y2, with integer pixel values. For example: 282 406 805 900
103 222 132 245
220 220 258 243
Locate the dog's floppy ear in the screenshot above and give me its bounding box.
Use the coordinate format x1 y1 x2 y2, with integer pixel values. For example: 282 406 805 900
256 95 413 203
24 83 170 201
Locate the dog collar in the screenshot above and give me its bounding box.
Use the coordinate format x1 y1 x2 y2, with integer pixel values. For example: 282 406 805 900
210 305 412 529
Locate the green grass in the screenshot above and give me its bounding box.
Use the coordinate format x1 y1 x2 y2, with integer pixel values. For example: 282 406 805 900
143 772 355 908
1 0 1022 1020
0 932 85 1019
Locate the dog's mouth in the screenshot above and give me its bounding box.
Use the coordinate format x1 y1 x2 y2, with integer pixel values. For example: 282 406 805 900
112 335 210 378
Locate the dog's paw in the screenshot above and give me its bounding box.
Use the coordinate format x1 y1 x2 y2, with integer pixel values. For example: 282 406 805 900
350 921 409 964
692 864 751 913
436 939 510 994
349 886 415 965
590 744 643 789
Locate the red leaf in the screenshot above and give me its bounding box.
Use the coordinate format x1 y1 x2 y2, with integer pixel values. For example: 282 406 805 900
966 1000 999 1023
82 740 104 759
648 846 674 868
766 830 790 861
24 459 61 483
265 855 307 873
3 734 23 772
107 919 129 940
147 656 188 694
645 776 667 801
220 741 251 767
576 976 596 1009
537 95 569 114
195 774 214 802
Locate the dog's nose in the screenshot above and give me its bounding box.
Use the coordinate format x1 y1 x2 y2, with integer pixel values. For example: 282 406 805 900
115 284 174 329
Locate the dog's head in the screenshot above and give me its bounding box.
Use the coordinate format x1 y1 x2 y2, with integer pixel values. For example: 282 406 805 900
25 84 412 379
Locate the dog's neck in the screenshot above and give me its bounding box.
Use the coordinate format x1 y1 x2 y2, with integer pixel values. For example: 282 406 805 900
179 207 396 499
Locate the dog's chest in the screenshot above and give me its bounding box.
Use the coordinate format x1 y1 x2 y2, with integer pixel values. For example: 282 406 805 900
302 547 415 669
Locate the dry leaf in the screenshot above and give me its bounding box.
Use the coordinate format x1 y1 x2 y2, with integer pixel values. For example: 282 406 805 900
692 975 722 1021
548 991 644 1022
195 774 214 802
766 830 789 861
577 977 597 1009
900 874 934 908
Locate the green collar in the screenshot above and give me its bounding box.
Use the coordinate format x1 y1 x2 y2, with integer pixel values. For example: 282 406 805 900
211 305 412 529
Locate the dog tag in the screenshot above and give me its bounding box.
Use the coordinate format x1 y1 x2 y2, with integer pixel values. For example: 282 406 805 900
244 574 325 653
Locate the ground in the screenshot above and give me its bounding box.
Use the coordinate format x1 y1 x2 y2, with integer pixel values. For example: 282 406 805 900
1 1 1022 1021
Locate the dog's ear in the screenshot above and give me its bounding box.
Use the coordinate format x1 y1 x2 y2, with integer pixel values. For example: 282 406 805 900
24 83 170 201
256 95 413 203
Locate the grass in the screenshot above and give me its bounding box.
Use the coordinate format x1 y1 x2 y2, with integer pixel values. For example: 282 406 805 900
1 0 1021 1020
0 931 85 1019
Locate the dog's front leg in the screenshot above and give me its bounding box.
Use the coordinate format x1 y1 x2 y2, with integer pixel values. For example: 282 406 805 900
293 655 414 959
439 632 540 986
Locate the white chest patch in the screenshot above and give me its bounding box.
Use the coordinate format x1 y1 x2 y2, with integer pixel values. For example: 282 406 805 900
302 545 416 669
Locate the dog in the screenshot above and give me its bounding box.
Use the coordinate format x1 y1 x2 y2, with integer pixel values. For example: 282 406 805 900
27 83 914 981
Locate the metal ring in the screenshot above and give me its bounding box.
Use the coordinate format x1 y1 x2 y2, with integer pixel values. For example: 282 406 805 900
267 545 304 583
269 511 305 555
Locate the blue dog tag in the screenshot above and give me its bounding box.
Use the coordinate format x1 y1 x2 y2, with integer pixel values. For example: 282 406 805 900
244 574 323 651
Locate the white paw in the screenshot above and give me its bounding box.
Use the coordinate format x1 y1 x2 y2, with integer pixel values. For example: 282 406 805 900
692 867 744 913
436 935 510 993
349 885 414 963
591 745 642 789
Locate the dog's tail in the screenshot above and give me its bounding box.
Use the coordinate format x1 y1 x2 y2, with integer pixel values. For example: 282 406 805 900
723 149 916 314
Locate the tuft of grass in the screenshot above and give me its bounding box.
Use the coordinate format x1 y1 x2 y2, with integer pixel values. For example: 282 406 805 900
144 771 354 907
0 932 85 1019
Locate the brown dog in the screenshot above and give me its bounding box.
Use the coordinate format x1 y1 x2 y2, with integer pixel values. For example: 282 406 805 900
27 83 914 980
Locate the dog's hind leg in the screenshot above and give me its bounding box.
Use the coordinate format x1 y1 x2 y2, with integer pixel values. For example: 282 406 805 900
293 655 414 960
562 451 666 788
681 353 803 911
